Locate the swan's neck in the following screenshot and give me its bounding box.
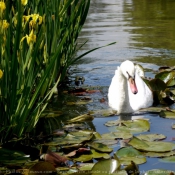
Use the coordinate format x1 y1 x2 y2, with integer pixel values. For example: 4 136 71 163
117 69 132 114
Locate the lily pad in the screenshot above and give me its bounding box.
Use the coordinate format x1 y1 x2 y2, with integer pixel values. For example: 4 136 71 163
78 163 95 171
139 107 165 113
115 147 146 165
94 139 118 146
155 71 175 84
46 131 93 146
73 154 93 162
101 132 133 140
160 110 175 119
68 114 94 123
69 130 93 137
144 151 175 158
88 142 113 153
65 148 90 157
93 132 102 139
70 148 111 162
137 134 166 141
107 119 150 134
159 156 175 163
105 120 123 127
128 137 175 152
148 78 167 91
144 169 174 175
166 77 175 87
91 159 120 175
89 108 116 117
91 149 111 159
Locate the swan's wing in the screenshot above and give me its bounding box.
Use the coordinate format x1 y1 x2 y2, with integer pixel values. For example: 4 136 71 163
108 67 120 110
135 64 145 77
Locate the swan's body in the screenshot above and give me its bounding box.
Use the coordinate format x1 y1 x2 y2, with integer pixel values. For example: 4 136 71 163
108 60 153 114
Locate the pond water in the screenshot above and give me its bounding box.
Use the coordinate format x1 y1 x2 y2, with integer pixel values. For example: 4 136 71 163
51 0 175 172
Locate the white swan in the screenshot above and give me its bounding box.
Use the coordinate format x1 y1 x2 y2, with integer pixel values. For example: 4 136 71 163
108 60 153 114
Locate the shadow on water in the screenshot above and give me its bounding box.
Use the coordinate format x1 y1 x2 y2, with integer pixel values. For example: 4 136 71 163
41 0 175 172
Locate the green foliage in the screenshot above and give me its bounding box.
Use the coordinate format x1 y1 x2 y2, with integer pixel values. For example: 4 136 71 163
0 0 91 143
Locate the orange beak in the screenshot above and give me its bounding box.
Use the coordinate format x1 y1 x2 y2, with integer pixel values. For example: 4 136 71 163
128 77 138 94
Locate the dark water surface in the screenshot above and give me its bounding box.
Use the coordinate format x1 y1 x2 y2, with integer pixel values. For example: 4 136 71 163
53 0 175 172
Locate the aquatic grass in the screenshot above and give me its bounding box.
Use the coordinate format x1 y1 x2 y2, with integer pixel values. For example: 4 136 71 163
0 0 93 143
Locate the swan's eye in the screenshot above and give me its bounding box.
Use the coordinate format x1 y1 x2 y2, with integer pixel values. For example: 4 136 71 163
126 71 135 80
126 71 131 79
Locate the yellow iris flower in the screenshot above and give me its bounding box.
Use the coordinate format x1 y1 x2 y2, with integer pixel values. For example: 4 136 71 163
21 0 28 6
0 1 6 11
20 29 36 45
0 69 3 79
2 20 9 30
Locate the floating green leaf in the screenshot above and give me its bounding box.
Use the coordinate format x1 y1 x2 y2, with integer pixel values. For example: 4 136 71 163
144 151 175 158
101 132 133 140
88 142 113 153
46 131 93 146
69 130 93 137
89 108 116 117
128 137 175 152
139 107 165 113
160 110 175 119
71 148 111 162
73 154 93 162
94 139 118 146
91 149 111 159
137 134 166 141
159 156 175 163
107 119 150 134
155 71 175 84
115 147 146 165
78 163 95 171
91 159 120 175
93 132 102 139
68 114 94 123
105 120 123 127
148 78 167 91
166 77 175 87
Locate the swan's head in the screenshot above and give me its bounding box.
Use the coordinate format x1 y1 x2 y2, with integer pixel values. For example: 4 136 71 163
120 60 138 94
